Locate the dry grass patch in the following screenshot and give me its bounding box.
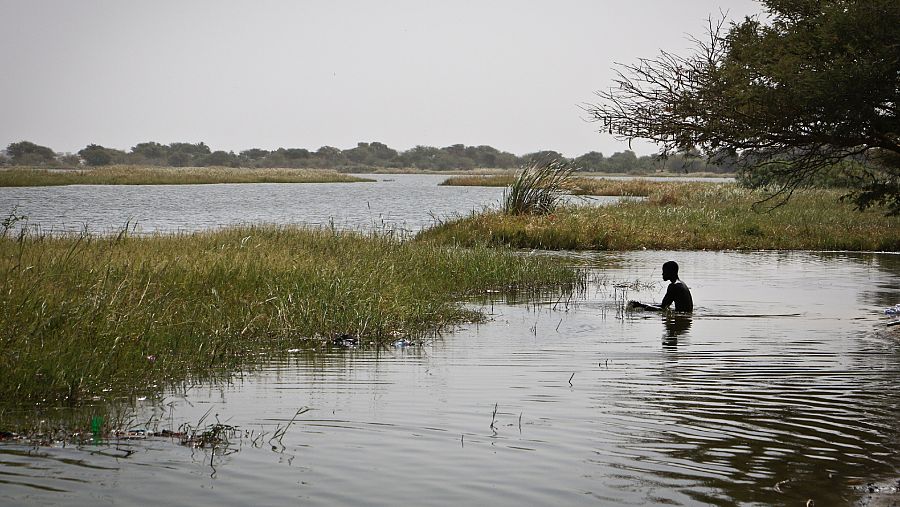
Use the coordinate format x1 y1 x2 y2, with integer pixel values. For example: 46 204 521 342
440 174 697 198
0 166 373 186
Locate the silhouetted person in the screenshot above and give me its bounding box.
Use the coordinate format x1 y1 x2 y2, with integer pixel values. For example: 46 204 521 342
628 260 693 312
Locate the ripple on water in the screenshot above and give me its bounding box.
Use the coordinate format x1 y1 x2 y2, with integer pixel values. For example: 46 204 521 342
1 250 899 506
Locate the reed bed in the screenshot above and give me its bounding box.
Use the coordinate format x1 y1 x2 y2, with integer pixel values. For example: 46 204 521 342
0 225 582 403
0 166 373 186
368 167 510 175
439 173 518 186
441 174 682 197
419 182 900 251
502 161 576 215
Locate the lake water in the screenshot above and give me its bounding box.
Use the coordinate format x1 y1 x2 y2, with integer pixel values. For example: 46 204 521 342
0 176 898 506
0 174 638 235
1 174 501 235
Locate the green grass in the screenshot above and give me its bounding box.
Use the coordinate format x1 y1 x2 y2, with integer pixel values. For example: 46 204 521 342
0 225 582 404
419 182 900 251
0 166 374 186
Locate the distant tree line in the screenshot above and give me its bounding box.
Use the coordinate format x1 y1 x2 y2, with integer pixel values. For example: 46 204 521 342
1 140 737 174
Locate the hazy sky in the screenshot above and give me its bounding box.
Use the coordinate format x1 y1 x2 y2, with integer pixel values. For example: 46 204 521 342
1 0 764 157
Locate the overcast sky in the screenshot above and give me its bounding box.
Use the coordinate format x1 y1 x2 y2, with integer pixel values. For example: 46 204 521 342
1 1 764 157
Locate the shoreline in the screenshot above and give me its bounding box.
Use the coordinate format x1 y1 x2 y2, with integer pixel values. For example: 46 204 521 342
418 182 900 252
0 166 374 186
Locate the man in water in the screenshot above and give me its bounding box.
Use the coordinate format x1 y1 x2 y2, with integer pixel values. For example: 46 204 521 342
629 260 693 312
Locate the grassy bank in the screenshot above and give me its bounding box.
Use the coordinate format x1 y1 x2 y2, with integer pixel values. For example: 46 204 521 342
0 226 582 404
440 174 705 196
0 166 374 186
439 175 733 190
419 182 899 251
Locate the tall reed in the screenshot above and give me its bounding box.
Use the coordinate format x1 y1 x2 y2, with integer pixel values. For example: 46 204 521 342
502 160 576 215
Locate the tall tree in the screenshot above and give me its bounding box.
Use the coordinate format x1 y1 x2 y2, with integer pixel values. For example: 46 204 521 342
79 144 123 166
201 150 239 167
6 141 57 165
586 0 900 214
240 148 270 161
607 150 638 173
574 151 605 172
131 142 169 164
522 150 568 165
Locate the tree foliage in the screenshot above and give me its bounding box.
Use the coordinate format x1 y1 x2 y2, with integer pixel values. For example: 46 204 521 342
78 144 124 166
586 0 900 214
4 139 734 173
6 141 57 165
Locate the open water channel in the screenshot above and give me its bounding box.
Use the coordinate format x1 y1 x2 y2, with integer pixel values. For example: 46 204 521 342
0 175 898 506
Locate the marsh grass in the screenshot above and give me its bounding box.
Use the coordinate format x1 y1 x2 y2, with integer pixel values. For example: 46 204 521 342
0 225 582 404
502 161 577 215
441 174 682 197
419 182 900 251
0 166 373 186
439 173 518 187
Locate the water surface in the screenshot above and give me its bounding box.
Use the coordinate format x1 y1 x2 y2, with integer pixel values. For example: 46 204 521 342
1 250 898 506
0 174 633 235
0 176 896 505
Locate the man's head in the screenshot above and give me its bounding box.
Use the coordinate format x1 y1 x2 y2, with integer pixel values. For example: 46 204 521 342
662 260 679 282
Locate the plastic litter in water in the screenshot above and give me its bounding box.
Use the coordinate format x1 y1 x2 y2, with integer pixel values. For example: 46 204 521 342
885 304 900 315
90 416 103 437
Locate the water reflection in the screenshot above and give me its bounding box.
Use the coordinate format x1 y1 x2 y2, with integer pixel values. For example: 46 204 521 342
662 314 692 349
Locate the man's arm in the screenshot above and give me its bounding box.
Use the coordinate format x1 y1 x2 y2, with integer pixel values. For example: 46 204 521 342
628 301 662 311
629 284 675 311
659 283 675 310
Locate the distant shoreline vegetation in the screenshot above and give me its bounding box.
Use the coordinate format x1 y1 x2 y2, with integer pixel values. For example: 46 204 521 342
0 166 373 187
439 174 729 194
1 140 736 174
